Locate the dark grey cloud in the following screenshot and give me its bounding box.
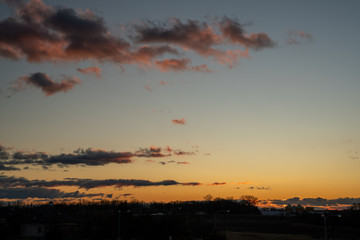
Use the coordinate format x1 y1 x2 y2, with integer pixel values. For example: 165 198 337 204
0 175 202 190
0 163 20 171
14 72 81 96
1 145 133 167
0 144 10 159
0 0 178 67
0 144 196 169
0 187 104 199
47 148 133 166
0 144 20 170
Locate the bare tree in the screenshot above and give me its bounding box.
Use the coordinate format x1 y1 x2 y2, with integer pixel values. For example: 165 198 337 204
203 194 213 201
240 195 258 206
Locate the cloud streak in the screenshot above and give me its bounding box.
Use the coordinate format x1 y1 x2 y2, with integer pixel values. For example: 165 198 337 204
1 146 133 167
0 144 196 169
248 186 271 190
77 66 101 78
0 175 201 190
210 182 226 186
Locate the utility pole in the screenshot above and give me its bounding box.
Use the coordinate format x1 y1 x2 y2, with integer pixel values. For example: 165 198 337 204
116 210 121 240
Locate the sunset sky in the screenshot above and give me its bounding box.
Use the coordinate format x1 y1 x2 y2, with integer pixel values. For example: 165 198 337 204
1 0 360 209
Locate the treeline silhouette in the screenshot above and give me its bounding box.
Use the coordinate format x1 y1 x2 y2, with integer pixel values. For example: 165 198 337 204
1 199 360 239
0 198 258 240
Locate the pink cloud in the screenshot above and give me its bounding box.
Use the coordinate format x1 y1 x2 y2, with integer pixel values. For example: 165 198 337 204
177 161 190 164
172 118 186 125
156 58 190 72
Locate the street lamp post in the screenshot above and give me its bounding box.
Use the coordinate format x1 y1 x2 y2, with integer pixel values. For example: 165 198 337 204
322 213 341 240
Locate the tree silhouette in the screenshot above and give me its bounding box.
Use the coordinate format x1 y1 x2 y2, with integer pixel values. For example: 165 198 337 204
240 195 258 206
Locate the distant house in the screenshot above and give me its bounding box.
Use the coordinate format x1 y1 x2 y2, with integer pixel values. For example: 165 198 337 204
296 204 304 215
285 204 307 216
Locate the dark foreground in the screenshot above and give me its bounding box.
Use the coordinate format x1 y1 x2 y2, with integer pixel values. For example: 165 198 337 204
1 200 360 239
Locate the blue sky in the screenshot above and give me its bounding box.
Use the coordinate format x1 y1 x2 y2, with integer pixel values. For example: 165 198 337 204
0 0 360 207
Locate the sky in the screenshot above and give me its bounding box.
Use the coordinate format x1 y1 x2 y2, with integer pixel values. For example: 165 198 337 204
1 0 360 209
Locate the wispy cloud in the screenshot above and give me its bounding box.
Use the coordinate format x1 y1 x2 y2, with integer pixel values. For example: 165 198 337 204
248 186 271 190
286 30 313 45
145 160 191 165
156 58 191 72
155 58 211 73
145 84 152 92
238 181 253 185
77 66 101 78
177 161 190 164
135 146 171 158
